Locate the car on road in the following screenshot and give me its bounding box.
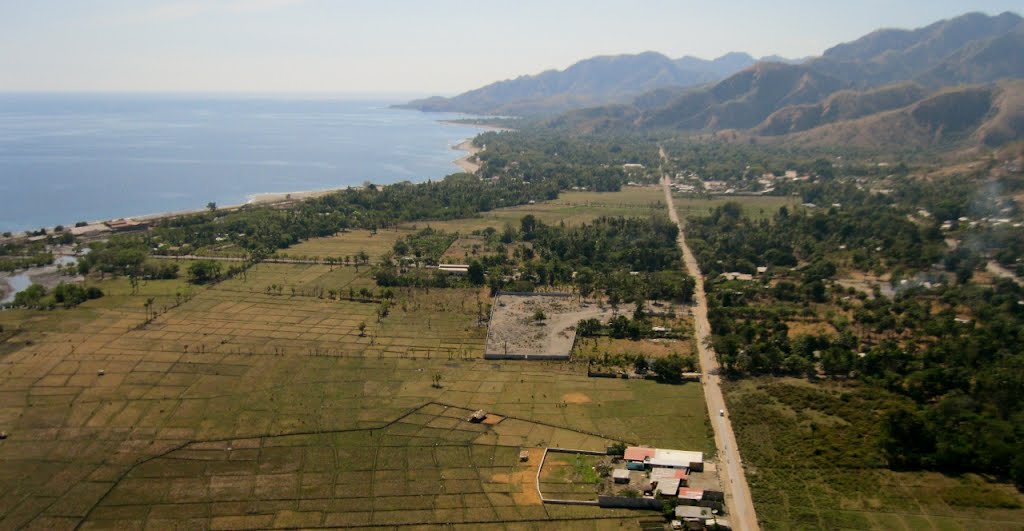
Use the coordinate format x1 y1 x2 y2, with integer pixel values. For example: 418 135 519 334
719 409 724 416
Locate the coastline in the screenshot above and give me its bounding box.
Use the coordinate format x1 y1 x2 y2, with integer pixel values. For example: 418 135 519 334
114 188 347 227
453 139 482 173
4 121 493 237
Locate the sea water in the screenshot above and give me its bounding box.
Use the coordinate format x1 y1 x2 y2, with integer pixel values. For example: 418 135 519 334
0 94 486 232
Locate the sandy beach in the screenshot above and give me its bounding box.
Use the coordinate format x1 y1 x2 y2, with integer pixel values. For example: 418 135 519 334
453 139 482 173
123 188 351 224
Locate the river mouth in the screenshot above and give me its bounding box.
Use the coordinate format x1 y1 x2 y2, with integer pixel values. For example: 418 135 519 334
1 255 79 305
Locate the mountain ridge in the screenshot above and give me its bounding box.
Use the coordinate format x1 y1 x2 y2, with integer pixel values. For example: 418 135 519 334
399 51 795 115
546 11 1024 148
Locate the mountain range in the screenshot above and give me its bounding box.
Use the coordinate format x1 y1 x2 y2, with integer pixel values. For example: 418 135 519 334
405 11 1024 148
401 51 796 115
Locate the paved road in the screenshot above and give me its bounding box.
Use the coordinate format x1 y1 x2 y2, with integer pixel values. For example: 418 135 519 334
661 151 759 531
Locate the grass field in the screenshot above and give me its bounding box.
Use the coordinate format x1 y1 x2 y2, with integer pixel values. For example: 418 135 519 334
80 403 642 529
724 378 1024 530
673 194 801 221
0 188 715 529
408 186 668 233
278 229 409 263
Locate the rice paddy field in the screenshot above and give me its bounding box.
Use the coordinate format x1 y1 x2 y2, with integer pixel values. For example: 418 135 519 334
0 189 713 529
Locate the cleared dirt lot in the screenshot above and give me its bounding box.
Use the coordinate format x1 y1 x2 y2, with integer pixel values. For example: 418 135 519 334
484 294 630 359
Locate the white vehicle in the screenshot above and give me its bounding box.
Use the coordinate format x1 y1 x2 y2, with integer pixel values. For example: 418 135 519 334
719 409 725 417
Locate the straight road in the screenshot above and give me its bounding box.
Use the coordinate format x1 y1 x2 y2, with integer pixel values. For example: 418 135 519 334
661 149 759 531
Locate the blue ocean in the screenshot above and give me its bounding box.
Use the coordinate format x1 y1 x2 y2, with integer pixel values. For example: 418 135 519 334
0 94 485 232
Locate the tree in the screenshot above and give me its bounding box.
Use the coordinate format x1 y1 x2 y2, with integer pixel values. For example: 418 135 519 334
431 373 443 388
520 214 538 239
651 354 687 383
468 260 485 285
187 260 222 284
207 202 217 212
358 321 367 336
533 309 546 323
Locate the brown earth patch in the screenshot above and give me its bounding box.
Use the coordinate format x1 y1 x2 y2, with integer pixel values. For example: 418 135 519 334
490 447 543 505
482 414 504 425
561 392 591 404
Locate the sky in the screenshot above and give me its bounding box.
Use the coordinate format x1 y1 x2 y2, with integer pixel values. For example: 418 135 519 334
1 0 1021 96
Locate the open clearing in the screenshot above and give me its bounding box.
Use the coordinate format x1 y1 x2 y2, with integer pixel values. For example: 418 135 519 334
279 229 408 263
406 186 666 233
484 294 629 360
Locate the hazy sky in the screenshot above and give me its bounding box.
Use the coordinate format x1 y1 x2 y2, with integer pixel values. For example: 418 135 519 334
1 0 1020 96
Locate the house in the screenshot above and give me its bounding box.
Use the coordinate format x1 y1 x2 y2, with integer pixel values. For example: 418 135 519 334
677 487 705 505
519 450 530 462
623 163 645 171
623 446 656 462
720 272 753 281
612 469 631 484
70 223 111 237
675 505 715 529
467 410 487 423
624 446 704 472
651 466 689 487
649 449 704 471
654 478 681 496
438 264 470 275
106 218 149 233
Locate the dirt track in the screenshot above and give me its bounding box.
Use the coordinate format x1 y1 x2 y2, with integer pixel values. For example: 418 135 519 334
661 148 759 531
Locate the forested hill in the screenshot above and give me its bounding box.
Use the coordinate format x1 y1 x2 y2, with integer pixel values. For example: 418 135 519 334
399 51 784 115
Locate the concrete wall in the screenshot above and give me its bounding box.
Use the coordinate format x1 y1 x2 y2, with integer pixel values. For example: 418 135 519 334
597 495 662 509
483 353 571 361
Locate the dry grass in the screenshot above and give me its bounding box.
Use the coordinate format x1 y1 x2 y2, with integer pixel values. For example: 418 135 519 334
279 229 409 263
0 189 715 528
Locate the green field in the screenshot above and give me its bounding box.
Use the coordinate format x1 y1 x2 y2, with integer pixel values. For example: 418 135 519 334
409 186 668 233
725 378 1024 530
0 189 713 529
673 194 801 221
278 228 409 263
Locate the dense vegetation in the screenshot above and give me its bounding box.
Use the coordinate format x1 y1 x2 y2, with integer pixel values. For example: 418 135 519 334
375 214 695 303
476 130 661 188
689 181 1024 485
0 239 57 272
7 282 102 310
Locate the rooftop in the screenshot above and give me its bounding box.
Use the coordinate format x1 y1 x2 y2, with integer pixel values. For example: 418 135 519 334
678 487 705 501
675 505 713 519
623 446 656 461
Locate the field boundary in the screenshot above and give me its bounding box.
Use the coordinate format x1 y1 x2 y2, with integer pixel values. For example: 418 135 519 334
76 401 634 530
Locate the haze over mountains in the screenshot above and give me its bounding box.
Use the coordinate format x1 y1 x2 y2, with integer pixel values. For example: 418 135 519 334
402 51 797 115
406 11 1024 148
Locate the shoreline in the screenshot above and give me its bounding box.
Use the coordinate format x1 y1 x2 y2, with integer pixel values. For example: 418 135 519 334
453 138 482 173
3 124 496 237
132 185 369 225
